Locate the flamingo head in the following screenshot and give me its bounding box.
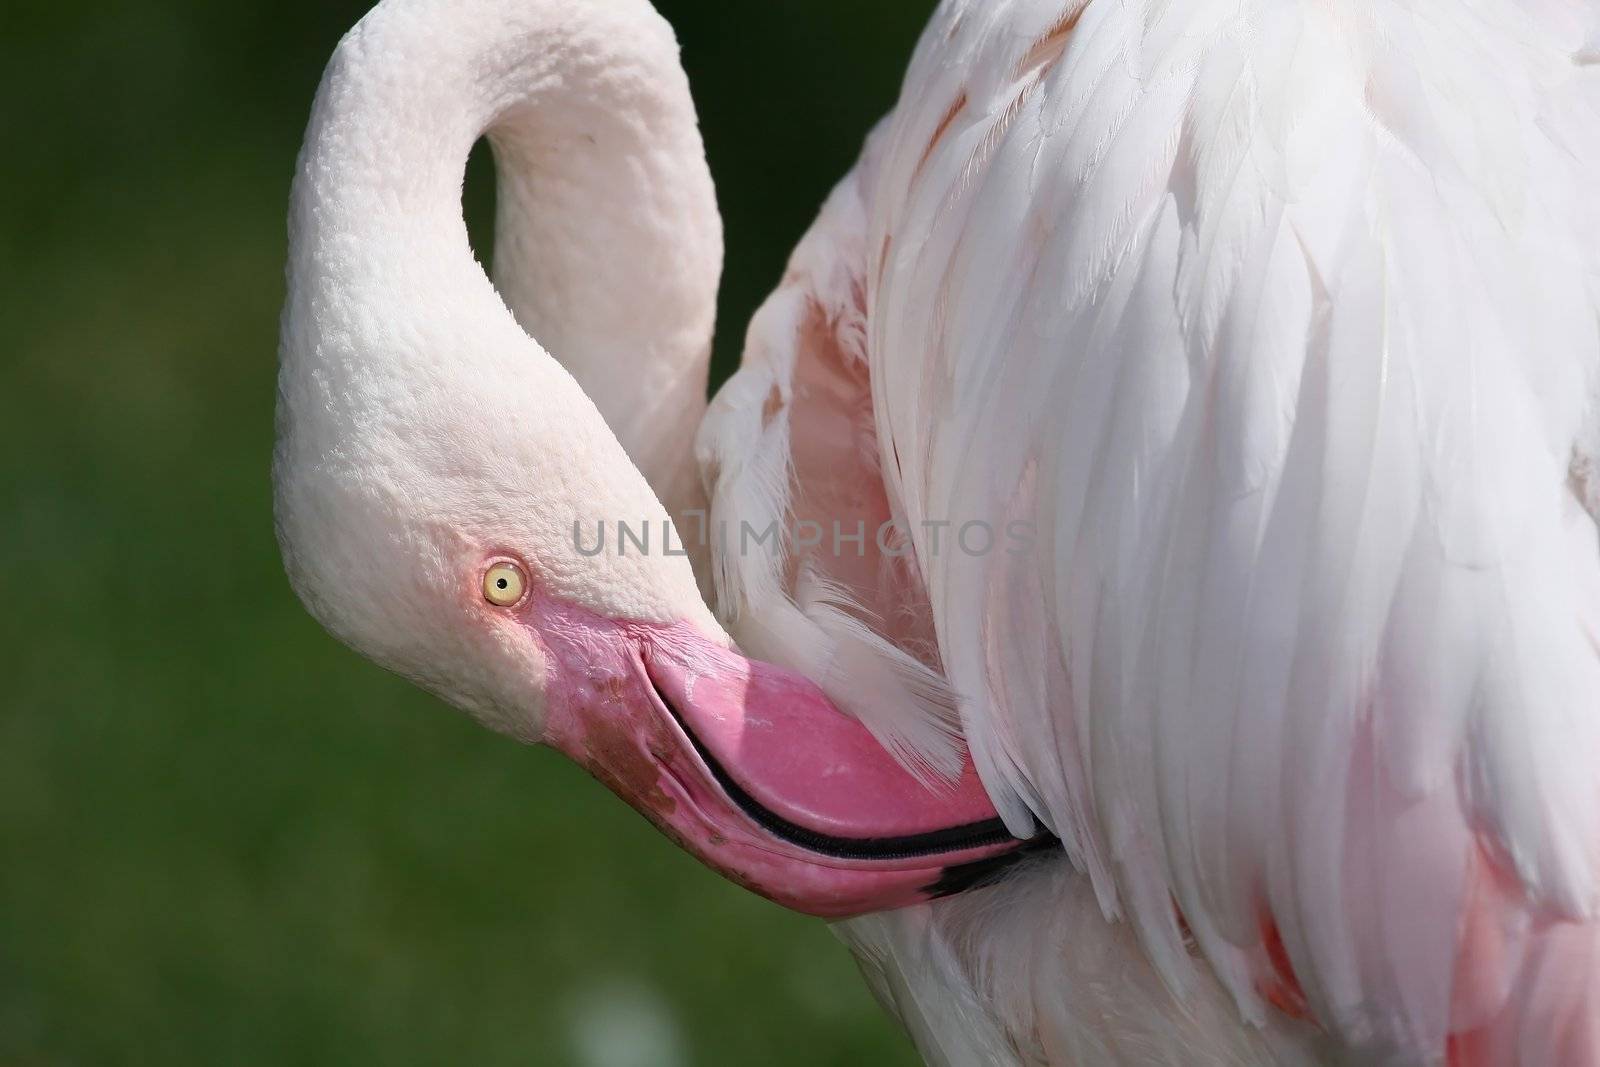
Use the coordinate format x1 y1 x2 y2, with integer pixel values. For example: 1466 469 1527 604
274 328 1026 918
272 0 1031 920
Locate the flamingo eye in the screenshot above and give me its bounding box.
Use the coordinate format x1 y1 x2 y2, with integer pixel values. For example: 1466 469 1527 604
482 561 527 607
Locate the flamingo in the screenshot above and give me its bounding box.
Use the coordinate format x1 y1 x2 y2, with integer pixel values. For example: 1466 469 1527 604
274 0 1600 1062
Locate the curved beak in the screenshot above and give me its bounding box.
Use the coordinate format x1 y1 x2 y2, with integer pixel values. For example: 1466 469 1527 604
528 599 1040 918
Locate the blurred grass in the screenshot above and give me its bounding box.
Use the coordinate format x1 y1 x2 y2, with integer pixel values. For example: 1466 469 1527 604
0 2 932 1063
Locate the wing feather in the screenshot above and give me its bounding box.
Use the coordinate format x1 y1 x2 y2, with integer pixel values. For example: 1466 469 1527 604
860 0 1600 1056
696 152 967 782
707 0 1600 1057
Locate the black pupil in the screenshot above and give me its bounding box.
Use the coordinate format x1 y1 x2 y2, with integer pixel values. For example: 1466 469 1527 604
496 578 509 589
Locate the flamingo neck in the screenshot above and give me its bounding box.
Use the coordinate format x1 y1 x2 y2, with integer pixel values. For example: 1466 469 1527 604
290 0 720 547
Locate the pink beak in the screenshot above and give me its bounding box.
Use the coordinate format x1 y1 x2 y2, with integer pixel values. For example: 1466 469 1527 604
526 596 1039 918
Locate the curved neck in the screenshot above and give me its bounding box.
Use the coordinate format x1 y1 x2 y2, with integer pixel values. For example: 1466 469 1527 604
292 0 720 525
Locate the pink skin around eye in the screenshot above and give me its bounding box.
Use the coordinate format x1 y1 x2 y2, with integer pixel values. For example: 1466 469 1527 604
498 583 1036 919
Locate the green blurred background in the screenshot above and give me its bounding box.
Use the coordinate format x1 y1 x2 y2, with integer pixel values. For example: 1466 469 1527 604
0 2 934 1063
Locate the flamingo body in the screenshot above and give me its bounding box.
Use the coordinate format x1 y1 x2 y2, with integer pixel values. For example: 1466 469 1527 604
707 1 1600 1061
277 0 1600 1062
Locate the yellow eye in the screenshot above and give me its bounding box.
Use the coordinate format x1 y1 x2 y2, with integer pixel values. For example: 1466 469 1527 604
482 561 527 607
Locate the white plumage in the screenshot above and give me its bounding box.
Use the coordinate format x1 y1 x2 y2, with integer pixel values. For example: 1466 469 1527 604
279 0 1600 1061
704 1 1600 1061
